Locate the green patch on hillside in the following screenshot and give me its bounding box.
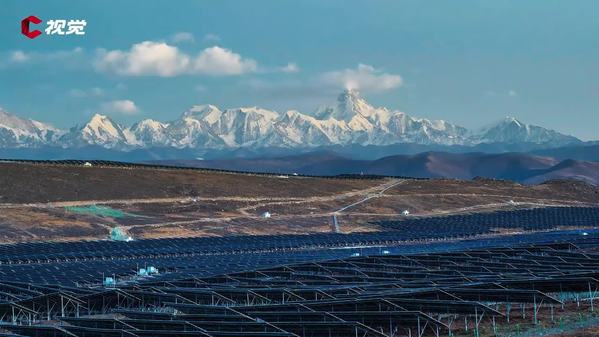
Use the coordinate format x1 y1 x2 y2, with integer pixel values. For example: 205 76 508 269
65 205 136 218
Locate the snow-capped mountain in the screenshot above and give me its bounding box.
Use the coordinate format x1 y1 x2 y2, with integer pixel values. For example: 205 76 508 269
129 119 170 146
60 113 134 149
0 91 582 151
0 108 63 147
184 106 279 147
147 105 280 149
301 89 469 146
473 117 580 145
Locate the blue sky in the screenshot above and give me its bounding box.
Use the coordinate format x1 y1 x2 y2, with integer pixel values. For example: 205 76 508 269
1 0 598 140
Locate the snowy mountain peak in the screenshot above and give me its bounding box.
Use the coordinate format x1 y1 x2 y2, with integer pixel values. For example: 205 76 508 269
337 88 361 108
0 108 61 147
183 105 221 120
0 108 55 133
501 116 524 127
475 116 578 145
315 89 378 121
132 118 168 130
87 113 113 126
83 114 123 137
129 119 169 146
0 91 583 151
61 113 131 148
337 89 377 119
227 106 277 117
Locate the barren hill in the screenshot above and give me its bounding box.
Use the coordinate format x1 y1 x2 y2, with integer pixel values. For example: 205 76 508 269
0 161 597 243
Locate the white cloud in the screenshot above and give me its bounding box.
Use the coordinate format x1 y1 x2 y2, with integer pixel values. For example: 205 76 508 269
70 87 105 98
44 47 84 61
192 46 257 75
280 62 300 73
94 42 258 77
10 51 30 63
94 41 190 77
3 48 84 67
508 90 518 97
170 32 195 43
254 62 300 74
101 99 140 115
320 64 402 92
203 33 221 43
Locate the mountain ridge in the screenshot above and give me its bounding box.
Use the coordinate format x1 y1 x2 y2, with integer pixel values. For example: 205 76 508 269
0 90 583 151
153 151 599 185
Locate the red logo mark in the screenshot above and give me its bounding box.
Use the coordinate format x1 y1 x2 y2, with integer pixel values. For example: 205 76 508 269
21 15 42 39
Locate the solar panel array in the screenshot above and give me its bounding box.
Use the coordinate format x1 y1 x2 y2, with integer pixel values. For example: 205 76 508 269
0 206 597 336
377 206 599 233
0 207 596 286
2 234 599 337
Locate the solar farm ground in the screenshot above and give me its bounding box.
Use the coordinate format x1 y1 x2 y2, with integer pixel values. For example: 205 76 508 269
0 160 598 242
1 230 599 336
1 160 599 336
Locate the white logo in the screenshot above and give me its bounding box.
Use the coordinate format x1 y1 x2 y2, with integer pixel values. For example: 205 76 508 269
45 19 87 36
